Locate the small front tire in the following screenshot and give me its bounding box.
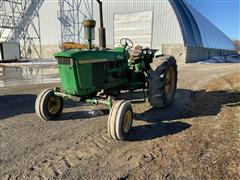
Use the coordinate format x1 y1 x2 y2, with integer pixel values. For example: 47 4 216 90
108 100 133 140
35 88 64 121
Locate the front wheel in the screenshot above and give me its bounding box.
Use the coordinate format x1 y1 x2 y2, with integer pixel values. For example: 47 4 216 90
108 100 133 140
35 88 64 121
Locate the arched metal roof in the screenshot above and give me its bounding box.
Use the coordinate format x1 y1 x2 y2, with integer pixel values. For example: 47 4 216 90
169 0 235 50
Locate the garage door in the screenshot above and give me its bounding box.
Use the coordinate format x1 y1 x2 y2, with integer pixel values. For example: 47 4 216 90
114 11 153 48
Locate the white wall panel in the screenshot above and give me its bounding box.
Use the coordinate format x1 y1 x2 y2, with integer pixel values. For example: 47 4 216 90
38 1 61 45
114 11 153 48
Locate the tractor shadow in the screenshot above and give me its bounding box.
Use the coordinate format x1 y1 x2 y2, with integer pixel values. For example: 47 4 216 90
48 100 109 121
0 94 36 120
127 89 240 141
128 121 191 142
134 89 240 122
58 108 109 121
0 94 108 121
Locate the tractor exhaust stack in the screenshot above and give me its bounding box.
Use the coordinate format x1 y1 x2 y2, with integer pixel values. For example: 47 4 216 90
97 0 106 49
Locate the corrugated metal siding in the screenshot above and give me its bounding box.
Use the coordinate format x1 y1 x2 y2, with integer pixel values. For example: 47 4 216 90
184 2 235 50
92 0 184 49
36 0 235 51
38 1 61 45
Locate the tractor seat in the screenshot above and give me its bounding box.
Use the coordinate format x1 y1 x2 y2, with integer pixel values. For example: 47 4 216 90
128 45 143 61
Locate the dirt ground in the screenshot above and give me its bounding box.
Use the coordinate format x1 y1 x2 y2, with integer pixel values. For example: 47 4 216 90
0 64 240 179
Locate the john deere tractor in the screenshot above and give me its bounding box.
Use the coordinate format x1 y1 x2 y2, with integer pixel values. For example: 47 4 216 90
35 0 177 141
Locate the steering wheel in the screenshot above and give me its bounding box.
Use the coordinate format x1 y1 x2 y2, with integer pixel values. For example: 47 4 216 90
120 38 133 50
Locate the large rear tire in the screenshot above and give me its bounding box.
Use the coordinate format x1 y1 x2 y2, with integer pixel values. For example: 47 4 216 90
147 56 178 108
35 88 64 121
108 100 133 140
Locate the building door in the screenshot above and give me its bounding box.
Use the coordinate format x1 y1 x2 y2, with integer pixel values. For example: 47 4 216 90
114 11 153 48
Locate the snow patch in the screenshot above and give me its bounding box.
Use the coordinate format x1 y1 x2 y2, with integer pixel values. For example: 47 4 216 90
196 55 240 64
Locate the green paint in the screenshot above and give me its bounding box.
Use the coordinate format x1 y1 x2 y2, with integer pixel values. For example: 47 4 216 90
85 96 113 110
58 64 80 95
54 46 156 104
76 64 92 89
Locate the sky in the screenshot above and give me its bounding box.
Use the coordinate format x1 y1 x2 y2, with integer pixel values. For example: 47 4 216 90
186 0 240 40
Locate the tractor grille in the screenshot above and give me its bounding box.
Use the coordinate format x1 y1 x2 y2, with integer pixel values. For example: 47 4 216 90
92 62 105 86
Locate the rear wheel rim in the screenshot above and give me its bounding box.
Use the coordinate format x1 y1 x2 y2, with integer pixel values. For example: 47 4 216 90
165 66 176 98
123 110 132 133
48 96 61 115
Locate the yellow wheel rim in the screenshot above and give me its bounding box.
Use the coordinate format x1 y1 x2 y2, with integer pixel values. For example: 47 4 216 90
165 66 176 98
48 96 61 114
123 110 132 133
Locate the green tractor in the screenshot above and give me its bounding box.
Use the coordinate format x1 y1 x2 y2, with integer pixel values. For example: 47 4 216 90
35 0 178 141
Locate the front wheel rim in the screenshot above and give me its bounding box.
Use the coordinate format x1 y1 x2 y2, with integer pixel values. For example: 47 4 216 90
48 96 61 115
123 110 132 133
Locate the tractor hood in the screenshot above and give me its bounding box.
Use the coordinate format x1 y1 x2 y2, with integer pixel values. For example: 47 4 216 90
54 48 127 62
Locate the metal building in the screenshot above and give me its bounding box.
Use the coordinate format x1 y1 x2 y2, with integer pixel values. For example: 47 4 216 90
37 0 236 63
